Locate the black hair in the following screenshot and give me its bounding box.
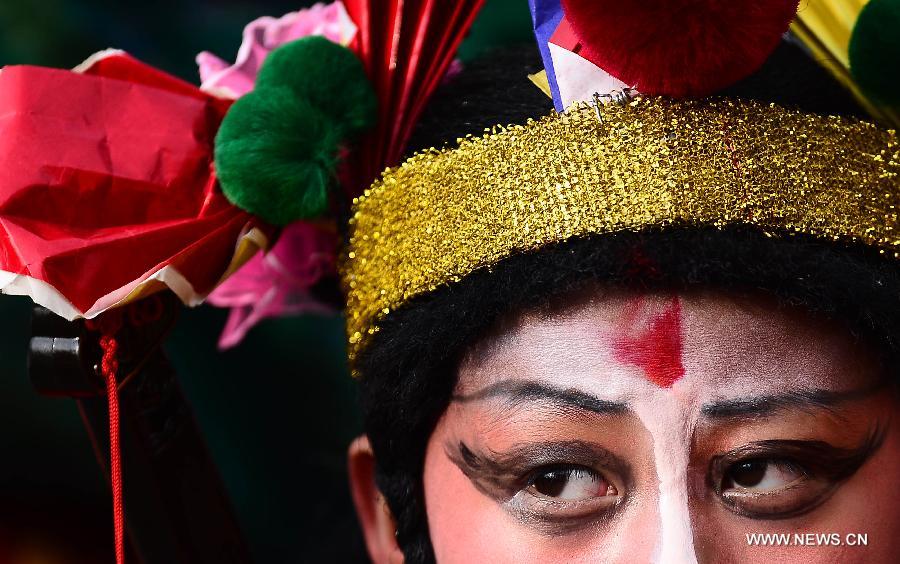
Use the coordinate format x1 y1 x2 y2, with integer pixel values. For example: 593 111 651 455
354 40 895 563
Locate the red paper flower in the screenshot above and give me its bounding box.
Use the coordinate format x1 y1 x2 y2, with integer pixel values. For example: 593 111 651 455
0 51 270 320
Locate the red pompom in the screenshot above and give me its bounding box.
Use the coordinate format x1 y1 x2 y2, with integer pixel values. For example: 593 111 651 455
561 0 800 98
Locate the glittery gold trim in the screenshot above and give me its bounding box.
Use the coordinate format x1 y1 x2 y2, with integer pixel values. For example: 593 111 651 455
342 97 899 363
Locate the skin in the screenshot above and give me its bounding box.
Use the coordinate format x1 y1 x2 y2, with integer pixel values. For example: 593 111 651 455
403 290 900 563
414 291 900 563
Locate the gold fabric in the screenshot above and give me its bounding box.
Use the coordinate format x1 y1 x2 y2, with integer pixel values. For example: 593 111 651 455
342 97 899 363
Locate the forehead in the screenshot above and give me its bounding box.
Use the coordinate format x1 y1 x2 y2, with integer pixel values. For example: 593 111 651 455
456 291 880 397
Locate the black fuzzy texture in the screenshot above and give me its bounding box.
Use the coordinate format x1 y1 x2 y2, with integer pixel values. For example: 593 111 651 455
403 46 554 155
354 40 891 563
403 39 868 157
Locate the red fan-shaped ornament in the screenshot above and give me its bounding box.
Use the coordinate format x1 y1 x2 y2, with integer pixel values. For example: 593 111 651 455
561 0 801 98
342 0 486 193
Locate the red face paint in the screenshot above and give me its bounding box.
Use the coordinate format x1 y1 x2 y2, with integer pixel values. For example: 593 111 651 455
613 297 685 387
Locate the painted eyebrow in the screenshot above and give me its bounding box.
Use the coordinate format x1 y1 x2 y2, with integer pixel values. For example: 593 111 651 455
700 385 883 419
452 379 628 415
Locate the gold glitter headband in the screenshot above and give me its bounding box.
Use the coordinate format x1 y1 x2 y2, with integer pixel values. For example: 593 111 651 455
342 97 900 363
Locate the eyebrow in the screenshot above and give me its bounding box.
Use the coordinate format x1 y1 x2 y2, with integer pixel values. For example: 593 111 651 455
701 385 883 420
452 379 628 415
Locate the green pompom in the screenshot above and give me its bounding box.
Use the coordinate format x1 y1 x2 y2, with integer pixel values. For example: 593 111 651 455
849 0 900 106
215 86 341 226
215 37 376 225
256 36 377 136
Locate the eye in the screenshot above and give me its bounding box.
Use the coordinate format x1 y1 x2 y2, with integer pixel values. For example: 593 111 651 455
714 457 834 519
514 465 622 526
527 466 618 501
722 458 803 492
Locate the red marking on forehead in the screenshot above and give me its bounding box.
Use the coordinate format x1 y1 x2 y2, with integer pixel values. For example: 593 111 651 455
612 298 685 388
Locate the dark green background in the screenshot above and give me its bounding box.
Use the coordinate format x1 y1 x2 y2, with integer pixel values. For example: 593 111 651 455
0 1 533 562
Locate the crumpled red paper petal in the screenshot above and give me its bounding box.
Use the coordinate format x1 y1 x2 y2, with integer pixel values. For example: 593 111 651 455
0 52 269 319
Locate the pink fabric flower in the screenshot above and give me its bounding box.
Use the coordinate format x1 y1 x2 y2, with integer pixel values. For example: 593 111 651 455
207 223 338 348
201 2 356 348
197 2 357 98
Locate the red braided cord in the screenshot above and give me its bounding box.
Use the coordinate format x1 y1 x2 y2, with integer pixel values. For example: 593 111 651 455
90 313 125 564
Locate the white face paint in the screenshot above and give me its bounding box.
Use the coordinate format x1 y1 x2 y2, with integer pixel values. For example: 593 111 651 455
420 291 900 564
632 385 698 564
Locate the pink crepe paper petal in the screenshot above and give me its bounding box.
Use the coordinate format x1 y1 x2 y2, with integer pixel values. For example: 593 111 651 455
216 285 334 349
196 52 229 82
208 222 338 348
197 2 357 98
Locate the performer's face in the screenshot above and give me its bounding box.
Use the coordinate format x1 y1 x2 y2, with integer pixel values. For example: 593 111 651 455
422 291 900 563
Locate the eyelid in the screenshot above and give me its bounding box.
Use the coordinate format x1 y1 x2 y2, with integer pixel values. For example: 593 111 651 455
708 431 884 493
709 444 806 494
512 464 623 533
721 459 807 493
446 440 633 502
523 463 602 489
445 439 632 534
708 432 885 520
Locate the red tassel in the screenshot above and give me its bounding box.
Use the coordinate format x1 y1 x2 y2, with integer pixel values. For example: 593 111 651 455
561 0 800 98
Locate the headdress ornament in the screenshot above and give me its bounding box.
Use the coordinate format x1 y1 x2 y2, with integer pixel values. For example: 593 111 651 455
341 0 900 363
0 2 483 559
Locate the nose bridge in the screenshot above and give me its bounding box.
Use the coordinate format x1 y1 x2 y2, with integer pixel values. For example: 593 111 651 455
638 391 700 564
652 458 698 564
